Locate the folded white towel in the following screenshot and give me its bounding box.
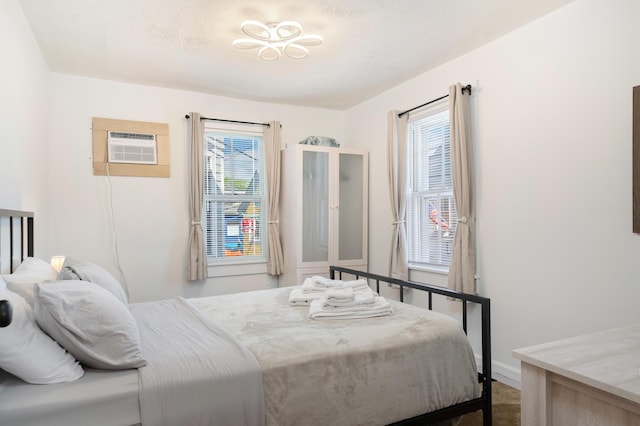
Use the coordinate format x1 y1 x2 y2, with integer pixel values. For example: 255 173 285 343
325 287 355 303
309 295 394 320
314 276 368 289
288 288 324 306
323 287 377 308
301 278 321 293
302 276 369 293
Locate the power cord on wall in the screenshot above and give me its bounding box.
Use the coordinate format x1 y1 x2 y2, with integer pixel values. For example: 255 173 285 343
105 163 130 299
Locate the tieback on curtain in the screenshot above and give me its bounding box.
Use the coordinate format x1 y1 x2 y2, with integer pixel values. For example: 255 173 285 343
267 220 279 224
191 221 201 225
458 216 468 224
392 220 405 225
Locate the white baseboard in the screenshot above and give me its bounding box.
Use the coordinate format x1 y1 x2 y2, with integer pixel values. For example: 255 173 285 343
475 354 522 390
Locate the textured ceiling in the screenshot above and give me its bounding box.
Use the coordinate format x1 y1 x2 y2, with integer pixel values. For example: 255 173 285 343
18 0 573 110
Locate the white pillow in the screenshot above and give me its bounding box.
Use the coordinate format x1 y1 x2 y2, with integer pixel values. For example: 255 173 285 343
2 257 58 308
0 275 6 292
34 281 146 370
0 289 84 384
58 258 128 304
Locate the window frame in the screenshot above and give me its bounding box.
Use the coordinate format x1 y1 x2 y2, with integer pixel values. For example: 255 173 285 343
202 122 268 268
406 101 457 273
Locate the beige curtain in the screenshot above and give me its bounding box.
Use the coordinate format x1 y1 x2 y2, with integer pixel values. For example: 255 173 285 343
187 112 206 281
264 121 284 275
448 84 476 294
387 111 409 280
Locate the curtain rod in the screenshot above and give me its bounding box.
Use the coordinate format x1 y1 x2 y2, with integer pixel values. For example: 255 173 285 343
184 114 270 127
398 84 472 118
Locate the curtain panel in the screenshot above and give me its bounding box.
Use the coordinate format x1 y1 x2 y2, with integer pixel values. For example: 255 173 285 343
187 112 207 281
448 84 476 294
387 111 409 280
264 121 284 275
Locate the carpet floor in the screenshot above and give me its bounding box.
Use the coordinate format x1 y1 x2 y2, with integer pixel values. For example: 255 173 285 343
457 381 521 426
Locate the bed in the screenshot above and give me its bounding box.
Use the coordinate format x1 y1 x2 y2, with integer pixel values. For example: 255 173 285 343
0 209 492 425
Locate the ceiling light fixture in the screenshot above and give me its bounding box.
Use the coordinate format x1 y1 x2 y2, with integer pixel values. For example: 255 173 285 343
232 20 323 61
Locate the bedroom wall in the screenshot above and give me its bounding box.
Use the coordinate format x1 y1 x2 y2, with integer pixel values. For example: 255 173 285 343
0 0 52 265
47 74 345 302
345 0 640 385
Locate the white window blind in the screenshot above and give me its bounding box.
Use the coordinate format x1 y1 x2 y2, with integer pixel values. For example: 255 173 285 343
407 107 458 268
203 126 266 261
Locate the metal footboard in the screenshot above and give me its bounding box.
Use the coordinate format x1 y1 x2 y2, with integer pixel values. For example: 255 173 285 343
330 266 492 426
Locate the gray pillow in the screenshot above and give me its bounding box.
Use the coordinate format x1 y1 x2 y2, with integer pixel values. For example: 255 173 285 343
34 281 146 370
58 257 128 304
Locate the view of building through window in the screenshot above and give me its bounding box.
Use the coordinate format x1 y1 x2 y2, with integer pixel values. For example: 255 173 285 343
203 128 265 260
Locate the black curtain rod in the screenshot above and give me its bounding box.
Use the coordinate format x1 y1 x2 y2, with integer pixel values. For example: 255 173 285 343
398 84 472 118
184 114 270 127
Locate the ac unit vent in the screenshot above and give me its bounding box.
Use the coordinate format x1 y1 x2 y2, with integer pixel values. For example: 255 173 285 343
108 131 157 165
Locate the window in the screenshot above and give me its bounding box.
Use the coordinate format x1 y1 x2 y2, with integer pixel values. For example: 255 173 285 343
407 105 458 269
203 124 266 262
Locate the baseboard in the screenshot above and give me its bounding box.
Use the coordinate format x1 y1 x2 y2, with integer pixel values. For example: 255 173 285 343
475 354 521 390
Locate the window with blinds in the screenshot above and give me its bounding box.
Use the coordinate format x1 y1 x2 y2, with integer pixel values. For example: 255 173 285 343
203 125 266 261
407 106 457 269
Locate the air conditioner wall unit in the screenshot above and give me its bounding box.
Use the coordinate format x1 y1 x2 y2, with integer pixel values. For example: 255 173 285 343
108 131 158 165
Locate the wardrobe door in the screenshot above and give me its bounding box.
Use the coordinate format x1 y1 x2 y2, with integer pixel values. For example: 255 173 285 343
337 152 364 262
301 150 329 263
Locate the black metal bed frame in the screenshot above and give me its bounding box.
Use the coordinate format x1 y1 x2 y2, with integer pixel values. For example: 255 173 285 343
0 209 35 327
0 209 34 273
330 266 492 426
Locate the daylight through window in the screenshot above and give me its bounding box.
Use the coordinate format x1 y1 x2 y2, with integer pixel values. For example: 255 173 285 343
204 125 266 261
407 106 458 269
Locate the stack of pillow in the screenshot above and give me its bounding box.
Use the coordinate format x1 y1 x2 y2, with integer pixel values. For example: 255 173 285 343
0 257 146 384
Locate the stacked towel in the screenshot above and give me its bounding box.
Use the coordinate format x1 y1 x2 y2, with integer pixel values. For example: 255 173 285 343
309 294 394 320
302 276 369 293
288 288 325 306
324 287 356 304
306 284 394 319
289 276 370 306
323 287 377 308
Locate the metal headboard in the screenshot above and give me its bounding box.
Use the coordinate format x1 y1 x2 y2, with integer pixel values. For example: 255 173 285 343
0 209 34 272
0 209 35 327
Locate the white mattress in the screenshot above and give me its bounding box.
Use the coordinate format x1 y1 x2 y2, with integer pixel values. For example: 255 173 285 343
0 367 140 426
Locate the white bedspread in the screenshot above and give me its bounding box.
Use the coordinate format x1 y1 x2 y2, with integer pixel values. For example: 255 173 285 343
130 297 265 426
190 287 479 426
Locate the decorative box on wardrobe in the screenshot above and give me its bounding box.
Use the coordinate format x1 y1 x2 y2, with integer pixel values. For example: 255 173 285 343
279 144 368 286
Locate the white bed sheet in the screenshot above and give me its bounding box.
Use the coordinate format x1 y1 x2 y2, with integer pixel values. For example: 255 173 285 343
0 367 140 426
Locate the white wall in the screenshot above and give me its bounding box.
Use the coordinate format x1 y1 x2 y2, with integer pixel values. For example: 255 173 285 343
47 74 345 302
0 0 51 264
345 0 640 383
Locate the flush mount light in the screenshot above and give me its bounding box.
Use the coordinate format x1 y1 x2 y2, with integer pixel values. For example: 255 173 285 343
232 20 323 61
